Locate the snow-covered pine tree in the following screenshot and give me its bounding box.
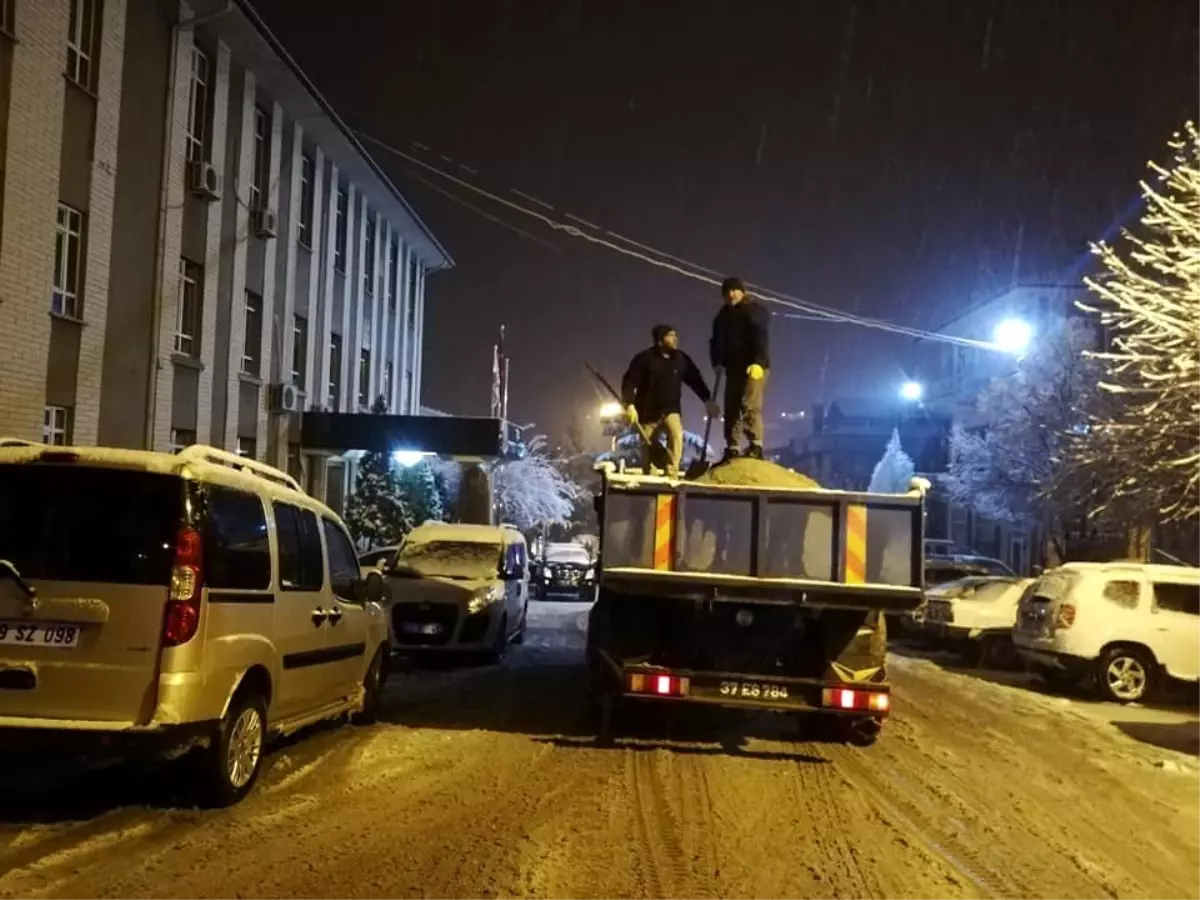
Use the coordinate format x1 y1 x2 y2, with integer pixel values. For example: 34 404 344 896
396 460 444 526
868 428 915 493
492 435 582 531
1076 122 1200 522
343 395 414 548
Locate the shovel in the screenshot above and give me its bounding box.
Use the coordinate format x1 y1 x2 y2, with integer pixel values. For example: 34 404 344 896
584 361 659 460
685 370 722 480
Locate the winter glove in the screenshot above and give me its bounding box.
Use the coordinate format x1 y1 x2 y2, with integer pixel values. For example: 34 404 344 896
747 363 765 381
625 405 639 426
705 399 721 418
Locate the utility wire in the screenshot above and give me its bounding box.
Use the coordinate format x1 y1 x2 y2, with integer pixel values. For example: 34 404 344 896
356 129 998 351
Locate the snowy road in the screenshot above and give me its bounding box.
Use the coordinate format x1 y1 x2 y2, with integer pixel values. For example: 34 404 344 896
1 601 1197 899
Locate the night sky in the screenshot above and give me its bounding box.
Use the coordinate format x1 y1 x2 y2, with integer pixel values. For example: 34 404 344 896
253 0 1198 443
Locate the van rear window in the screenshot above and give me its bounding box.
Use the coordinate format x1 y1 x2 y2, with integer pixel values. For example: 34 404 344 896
0 464 182 585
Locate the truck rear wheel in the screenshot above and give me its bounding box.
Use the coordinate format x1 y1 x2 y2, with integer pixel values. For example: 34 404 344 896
842 716 882 747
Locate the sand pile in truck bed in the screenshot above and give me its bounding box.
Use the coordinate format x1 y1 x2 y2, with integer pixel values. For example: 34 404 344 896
694 457 821 489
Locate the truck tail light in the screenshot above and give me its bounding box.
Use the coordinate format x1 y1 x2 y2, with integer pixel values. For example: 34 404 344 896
627 672 690 697
822 687 890 714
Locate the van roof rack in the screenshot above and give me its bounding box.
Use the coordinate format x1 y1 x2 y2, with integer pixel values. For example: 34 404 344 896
178 444 302 493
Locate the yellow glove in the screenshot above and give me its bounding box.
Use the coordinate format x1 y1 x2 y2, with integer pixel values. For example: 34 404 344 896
625 405 639 426
747 363 765 381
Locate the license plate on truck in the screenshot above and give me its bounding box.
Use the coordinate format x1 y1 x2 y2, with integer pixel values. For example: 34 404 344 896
0 622 81 649
717 680 791 701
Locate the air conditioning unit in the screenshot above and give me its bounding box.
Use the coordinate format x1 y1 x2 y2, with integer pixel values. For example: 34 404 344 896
187 161 222 201
270 382 302 413
253 206 278 239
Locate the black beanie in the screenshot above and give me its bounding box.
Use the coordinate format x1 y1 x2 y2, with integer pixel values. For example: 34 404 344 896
651 324 675 344
721 276 745 296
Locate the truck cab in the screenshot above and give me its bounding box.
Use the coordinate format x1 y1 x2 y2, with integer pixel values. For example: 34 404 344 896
586 464 926 745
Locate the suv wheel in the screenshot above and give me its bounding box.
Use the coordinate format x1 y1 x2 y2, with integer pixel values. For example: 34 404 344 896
352 647 388 725
200 690 267 807
1097 646 1155 704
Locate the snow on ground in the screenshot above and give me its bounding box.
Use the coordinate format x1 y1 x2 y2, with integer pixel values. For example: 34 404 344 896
0 601 1196 899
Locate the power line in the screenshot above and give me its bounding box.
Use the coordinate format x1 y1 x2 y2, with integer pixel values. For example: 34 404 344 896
355 129 998 351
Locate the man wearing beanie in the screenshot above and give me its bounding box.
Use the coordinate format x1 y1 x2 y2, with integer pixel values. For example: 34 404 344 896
620 324 718 475
710 276 770 460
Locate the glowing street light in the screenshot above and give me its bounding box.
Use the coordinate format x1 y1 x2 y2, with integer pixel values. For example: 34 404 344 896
599 401 623 419
992 318 1033 354
899 381 924 401
392 450 432 467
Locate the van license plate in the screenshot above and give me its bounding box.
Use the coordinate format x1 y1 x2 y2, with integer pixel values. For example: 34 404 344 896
0 622 81 649
402 622 442 636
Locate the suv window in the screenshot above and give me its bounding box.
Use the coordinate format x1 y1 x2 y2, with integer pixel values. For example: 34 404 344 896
274 502 324 591
1153 582 1200 616
322 518 360 601
203 486 270 590
1103 580 1140 610
0 464 181 585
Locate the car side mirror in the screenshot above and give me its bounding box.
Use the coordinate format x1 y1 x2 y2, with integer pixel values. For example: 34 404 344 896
352 570 387 605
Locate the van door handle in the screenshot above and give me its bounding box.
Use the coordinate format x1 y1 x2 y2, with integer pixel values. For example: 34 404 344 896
311 608 327 627
327 607 343 626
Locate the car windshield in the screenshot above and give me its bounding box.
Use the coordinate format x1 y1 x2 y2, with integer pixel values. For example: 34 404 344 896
545 545 590 565
393 539 502 580
961 579 1022 602
0 464 182 585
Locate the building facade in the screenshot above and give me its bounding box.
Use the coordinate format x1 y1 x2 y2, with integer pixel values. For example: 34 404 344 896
0 0 450 510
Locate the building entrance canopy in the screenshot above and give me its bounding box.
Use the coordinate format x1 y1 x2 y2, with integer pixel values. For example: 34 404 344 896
301 413 503 459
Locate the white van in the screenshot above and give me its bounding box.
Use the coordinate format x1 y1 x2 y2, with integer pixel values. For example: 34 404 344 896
1013 562 1199 702
384 522 530 660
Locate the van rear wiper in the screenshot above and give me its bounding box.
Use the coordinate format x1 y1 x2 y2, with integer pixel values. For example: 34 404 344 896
0 559 36 598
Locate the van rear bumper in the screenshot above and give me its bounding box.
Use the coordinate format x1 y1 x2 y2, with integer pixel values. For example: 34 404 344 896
0 717 217 758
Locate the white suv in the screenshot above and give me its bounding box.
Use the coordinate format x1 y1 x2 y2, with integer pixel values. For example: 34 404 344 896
1013 562 1199 703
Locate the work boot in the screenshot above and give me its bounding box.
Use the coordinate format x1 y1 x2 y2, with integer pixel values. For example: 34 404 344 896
720 446 741 464
745 444 764 460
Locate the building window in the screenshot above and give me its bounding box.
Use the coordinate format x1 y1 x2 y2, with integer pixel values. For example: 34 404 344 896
292 314 307 389
242 290 262 376
328 333 342 412
236 437 257 459
333 186 348 272
407 258 419 329
169 428 196 453
358 349 370 408
52 204 84 318
383 361 393 404
65 0 100 90
387 238 399 314
185 45 210 163
175 258 202 355
407 368 416 411
363 215 376 295
250 106 269 210
43 406 71 446
1 0 14 36
298 152 314 247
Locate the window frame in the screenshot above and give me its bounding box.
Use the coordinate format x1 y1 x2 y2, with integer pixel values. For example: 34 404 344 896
321 517 361 602
328 333 343 412
333 186 348 272
298 152 315 248
201 484 271 592
274 502 325 592
1152 581 1200 617
242 290 262 376
53 204 84 319
174 257 201 356
185 44 211 164
65 0 100 91
382 361 393 405
291 314 308 389
363 214 376 296
387 238 399 314
358 348 370 409
169 428 196 454
42 406 71 446
250 105 269 211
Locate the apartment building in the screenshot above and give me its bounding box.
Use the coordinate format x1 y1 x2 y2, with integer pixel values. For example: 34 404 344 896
0 0 450 507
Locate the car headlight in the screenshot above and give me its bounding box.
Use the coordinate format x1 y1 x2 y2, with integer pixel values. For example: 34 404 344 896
543 570 552 582
468 586 501 615
584 567 595 581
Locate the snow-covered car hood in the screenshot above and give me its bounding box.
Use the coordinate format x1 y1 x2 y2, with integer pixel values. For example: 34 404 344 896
384 573 498 607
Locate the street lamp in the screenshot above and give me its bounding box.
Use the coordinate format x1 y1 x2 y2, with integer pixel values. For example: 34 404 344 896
992 318 1033 354
392 450 432 467
899 381 923 401
599 401 623 419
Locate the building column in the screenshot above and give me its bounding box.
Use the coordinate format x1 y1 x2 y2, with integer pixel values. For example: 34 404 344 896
72 0 128 445
349 192 367 410
195 40 231 446
221 71 255 451
255 99 283 461
317 159 337 410
390 236 404 412
412 262 425 409
397 245 413 413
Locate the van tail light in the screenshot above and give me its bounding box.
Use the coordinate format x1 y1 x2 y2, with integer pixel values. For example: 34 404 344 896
163 526 203 647
1055 603 1076 630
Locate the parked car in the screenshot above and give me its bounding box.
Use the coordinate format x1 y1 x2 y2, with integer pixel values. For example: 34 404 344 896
925 554 1015 585
359 546 398 571
923 577 1035 665
384 522 530 661
1013 562 1200 703
0 442 390 806
535 542 595 602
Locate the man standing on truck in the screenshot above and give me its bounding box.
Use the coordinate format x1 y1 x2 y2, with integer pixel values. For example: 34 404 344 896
710 276 770 461
621 324 718 475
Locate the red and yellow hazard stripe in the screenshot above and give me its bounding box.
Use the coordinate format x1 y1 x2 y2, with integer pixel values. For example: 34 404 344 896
653 494 675 570
844 504 867 584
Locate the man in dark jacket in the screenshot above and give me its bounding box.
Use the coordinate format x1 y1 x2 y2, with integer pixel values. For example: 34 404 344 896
621 324 718 475
710 276 770 460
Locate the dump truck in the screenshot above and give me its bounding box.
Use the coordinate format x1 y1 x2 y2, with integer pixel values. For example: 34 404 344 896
586 460 927 745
